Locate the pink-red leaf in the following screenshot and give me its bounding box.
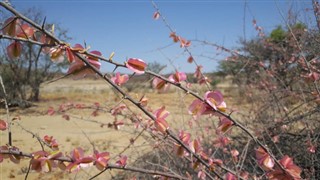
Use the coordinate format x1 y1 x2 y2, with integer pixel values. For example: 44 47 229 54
204 90 227 112
179 37 191 48
153 11 160 20
217 117 233 133
65 47 75 63
188 99 206 119
2 17 19 36
126 58 147 74
94 150 110 171
169 32 179 43
111 72 129 86
70 147 84 161
187 56 194 63
178 130 191 144
152 77 170 93
67 58 101 78
47 107 55 115
268 155 302 179
155 118 169 134
116 155 127 167
7 41 22 59
0 119 8 131
49 47 64 62
154 106 170 119
16 24 35 39
225 173 237 180
88 50 102 61
168 71 187 83
255 147 274 171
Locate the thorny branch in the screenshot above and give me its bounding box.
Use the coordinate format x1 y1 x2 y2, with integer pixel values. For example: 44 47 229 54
0 1 299 179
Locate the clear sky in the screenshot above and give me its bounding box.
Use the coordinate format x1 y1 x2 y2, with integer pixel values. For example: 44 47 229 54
8 0 314 73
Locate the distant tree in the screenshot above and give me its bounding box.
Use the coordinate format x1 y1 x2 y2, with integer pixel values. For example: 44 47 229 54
270 25 286 42
0 7 70 105
147 61 166 74
218 23 311 88
146 61 166 87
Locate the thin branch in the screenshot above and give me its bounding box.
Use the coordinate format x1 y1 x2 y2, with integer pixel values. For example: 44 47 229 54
150 0 211 90
15 122 50 151
24 160 32 180
0 34 54 46
0 75 11 146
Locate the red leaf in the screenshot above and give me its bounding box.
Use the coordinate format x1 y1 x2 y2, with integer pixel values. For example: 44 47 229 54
225 172 237 180
126 58 147 74
62 114 70 120
168 71 187 83
111 72 129 86
2 17 19 36
155 118 169 134
94 150 110 170
187 56 194 63
88 50 102 61
16 24 35 39
204 90 227 112
0 155 3 163
116 155 127 167
213 135 230 148
153 11 160 20
217 117 233 133
72 44 84 51
280 155 302 178
7 41 22 59
67 58 101 78
154 106 170 119
178 37 191 48
178 130 191 144
0 119 8 131
49 47 64 62
188 99 206 119
152 77 170 93
65 47 75 63
190 139 203 154
268 155 302 179
255 147 274 171
194 65 203 79
70 147 84 161
169 32 179 43
111 104 127 116
47 107 55 115
44 135 53 143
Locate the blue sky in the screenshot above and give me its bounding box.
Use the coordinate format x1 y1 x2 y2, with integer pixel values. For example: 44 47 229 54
9 0 314 73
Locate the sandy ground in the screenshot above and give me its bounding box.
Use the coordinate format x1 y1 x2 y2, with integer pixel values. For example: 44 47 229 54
2 78 228 179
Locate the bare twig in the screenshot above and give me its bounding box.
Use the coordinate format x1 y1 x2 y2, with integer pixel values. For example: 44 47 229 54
0 75 11 146
150 0 212 90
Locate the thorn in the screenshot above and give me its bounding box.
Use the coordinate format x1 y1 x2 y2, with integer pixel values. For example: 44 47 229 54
112 66 118 73
41 17 46 30
129 72 136 79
